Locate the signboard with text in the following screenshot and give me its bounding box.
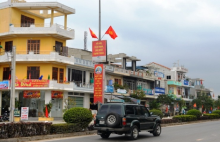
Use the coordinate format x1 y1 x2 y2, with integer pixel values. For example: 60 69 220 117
0 81 9 89
92 40 107 62
23 90 40 98
51 91 63 99
16 79 49 87
21 107 29 121
94 64 105 104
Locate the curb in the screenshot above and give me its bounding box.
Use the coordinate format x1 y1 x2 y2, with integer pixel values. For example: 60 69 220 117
1 119 220 142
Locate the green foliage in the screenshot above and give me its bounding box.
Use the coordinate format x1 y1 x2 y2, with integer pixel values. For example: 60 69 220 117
175 99 186 114
130 90 146 100
149 109 163 119
63 107 93 128
157 94 174 105
50 123 82 134
43 101 53 116
212 110 220 115
149 100 161 110
172 115 197 122
114 83 124 90
63 97 76 113
203 114 220 119
214 99 220 109
186 109 202 119
15 97 20 108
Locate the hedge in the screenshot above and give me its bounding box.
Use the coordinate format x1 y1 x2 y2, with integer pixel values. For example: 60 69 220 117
173 115 197 122
212 110 220 116
50 123 83 134
203 114 220 119
161 119 177 124
0 122 51 139
149 109 163 119
186 109 202 119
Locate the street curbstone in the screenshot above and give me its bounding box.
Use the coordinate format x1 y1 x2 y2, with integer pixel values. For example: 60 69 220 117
0 138 18 142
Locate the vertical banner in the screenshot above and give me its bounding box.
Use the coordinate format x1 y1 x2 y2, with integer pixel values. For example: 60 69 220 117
92 40 107 62
94 64 105 104
21 107 29 121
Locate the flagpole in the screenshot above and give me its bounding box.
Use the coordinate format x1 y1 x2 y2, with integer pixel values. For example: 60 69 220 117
101 33 105 40
99 0 101 41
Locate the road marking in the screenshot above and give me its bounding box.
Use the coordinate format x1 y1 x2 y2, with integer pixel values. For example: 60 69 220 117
196 139 203 141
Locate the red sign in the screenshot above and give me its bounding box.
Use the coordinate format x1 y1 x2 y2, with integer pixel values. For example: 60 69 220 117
23 91 40 98
94 64 105 104
51 91 63 99
15 79 49 87
92 40 107 62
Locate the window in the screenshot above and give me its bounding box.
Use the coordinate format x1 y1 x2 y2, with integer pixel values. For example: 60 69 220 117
115 79 122 85
125 105 135 115
5 41 13 52
90 73 94 78
54 41 63 54
27 40 40 54
59 68 64 83
27 66 40 79
141 106 150 117
68 96 84 108
135 106 142 115
52 67 58 81
109 105 122 115
167 76 171 79
21 15 35 27
97 105 109 115
3 67 11 80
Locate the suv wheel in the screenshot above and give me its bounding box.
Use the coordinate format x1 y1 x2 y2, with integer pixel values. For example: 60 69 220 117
100 132 111 139
153 123 161 136
105 113 120 128
130 125 139 140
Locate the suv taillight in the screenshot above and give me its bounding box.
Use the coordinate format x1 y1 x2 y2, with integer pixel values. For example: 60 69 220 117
122 118 126 126
94 119 96 125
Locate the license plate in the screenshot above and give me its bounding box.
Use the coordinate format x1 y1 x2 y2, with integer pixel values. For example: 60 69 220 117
99 120 105 124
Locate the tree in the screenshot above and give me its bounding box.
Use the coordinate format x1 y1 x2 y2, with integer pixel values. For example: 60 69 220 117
175 99 186 114
149 100 161 110
157 94 174 105
214 99 220 110
130 90 146 100
192 93 214 113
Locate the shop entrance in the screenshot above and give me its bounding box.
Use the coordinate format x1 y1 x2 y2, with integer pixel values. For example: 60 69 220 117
1 91 10 115
51 98 63 117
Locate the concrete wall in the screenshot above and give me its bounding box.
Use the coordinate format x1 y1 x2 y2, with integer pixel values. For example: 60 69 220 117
68 48 92 60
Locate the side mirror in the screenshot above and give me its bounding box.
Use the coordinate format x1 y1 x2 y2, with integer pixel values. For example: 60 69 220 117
150 112 153 115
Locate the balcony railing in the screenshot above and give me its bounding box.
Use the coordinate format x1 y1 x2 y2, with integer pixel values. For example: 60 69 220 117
74 58 94 68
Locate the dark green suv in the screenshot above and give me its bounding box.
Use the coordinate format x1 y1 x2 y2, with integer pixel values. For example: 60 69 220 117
94 103 161 140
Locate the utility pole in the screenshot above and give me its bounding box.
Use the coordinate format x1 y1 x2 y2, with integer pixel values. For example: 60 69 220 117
10 46 16 122
99 0 101 40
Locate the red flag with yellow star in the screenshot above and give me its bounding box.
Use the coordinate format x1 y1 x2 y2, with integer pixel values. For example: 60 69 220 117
105 26 118 39
89 28 98 39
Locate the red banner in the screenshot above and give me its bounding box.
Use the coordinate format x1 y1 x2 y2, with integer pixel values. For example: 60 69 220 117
92 40 107 62
16 79 49 87
51 91 63 99
94 64 105 104
23 91 40 98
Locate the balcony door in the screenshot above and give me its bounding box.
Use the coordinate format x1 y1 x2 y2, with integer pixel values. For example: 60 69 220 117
5 41 13 52
27 40 40 54
59 68 64 83
27 67 40 79
3 67 11 80
21 15 35 27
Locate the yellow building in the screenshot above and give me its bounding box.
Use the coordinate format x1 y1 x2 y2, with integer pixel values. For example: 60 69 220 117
0 0 76 118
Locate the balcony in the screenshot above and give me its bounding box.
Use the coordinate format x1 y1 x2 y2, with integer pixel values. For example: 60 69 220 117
73 81 93 93
74 58 94 68
49 80 73 91
114 67 130 76
0 51 75 65
0 24 74 40
167 81 182 86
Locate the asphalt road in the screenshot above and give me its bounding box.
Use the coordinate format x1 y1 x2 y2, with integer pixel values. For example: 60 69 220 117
35 120 220 142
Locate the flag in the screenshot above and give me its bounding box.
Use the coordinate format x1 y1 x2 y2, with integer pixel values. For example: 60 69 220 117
211 107 212 111
200 80 203 85
39 75 43 80
64 77 67 82
23 76 27 79
202 105 204 108
89 28 98 39
193 103 197 108
213 93 215 98
8 74 11 80
48 75 50 80
165 107 168 113
105 26 118 39
45 105 48 118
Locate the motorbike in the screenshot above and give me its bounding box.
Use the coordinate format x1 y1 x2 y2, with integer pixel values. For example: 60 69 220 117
0 110 10 122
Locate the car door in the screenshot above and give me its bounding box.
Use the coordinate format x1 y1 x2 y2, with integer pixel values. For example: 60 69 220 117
135 106 147 130
125 105 136 126
141 106 155 129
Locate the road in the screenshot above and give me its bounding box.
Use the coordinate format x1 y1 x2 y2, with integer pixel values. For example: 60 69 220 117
35 120 220 142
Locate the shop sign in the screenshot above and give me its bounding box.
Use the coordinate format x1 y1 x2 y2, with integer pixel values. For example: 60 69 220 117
117 89 127 94
184 80 189 86
51 91 63 99
155 87 165 94
21 107 29 121
14 108 20 117
23 91 40 98
143 88 153 95
110 99 124 103
154 71 164 78
92 40 107 63
105 86 114 93
15 79 49 87
0 81 9 89
94 64 105 104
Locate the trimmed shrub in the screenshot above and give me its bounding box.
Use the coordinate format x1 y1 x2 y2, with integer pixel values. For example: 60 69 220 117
161 119 177 124
173 115 197 122
186 109 202 119
198 116 209 120
50 123 82 134
63 107 93 128
212 110 220 116
149 109 163 119
203 114 220 119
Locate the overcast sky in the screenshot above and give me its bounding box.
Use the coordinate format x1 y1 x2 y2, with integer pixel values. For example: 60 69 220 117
1 0 220 96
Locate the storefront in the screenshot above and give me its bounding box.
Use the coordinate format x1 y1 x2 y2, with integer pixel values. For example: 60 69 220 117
0 81 10 115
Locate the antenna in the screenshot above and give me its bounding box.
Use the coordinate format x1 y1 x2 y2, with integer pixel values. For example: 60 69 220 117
84 31 88 50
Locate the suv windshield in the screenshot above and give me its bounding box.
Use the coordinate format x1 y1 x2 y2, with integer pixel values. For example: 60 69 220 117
97 104 122 115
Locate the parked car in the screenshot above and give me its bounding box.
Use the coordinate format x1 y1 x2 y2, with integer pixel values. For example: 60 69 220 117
94 103 161 140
